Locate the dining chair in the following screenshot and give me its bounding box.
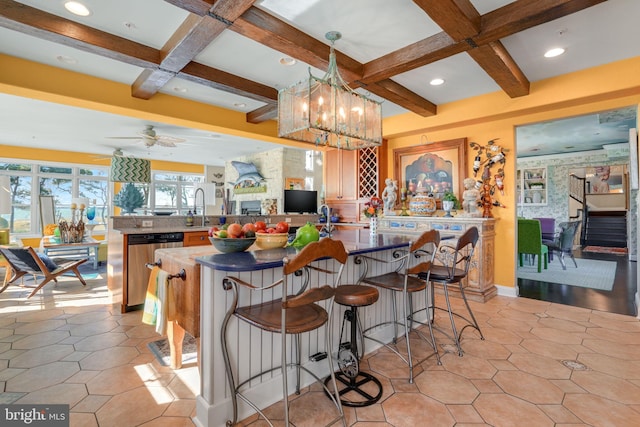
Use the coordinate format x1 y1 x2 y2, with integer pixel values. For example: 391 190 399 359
427 226 484 356
546 221 581 270
517 219 549 273
535 217 557 260
0 246 87 298
220 238 347 427
359 229 441 383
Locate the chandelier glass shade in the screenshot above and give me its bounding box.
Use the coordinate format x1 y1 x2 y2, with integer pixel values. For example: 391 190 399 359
109 156 151 183
278 32 382 150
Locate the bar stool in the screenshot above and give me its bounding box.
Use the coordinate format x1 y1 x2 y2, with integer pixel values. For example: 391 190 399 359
221 238 347 427
426 226 484 356
326 284 383 407
359 230 441 383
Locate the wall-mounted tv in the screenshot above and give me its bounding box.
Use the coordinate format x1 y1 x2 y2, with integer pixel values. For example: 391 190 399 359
283 189 318 214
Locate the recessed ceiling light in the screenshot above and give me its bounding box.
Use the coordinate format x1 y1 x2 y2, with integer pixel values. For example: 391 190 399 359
430 78 445 86
234 103 247 108
64 1 91 16
544 47 565 58
56 55 77 64
173 87 188 93
279 57 296 66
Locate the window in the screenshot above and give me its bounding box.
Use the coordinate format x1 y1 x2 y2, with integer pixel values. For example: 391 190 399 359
0 161 109 236
150 172 203 214
1 159 204 236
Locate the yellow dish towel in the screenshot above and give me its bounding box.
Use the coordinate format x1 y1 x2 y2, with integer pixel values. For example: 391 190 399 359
142 266 174 335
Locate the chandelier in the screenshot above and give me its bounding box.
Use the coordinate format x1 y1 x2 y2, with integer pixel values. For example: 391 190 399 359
278 31 383 150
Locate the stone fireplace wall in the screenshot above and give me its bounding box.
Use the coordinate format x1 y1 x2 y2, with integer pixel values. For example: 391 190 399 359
225 147 323 215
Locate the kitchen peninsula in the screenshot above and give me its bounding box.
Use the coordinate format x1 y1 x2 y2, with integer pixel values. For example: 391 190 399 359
106 214 318 314
192 219 496 427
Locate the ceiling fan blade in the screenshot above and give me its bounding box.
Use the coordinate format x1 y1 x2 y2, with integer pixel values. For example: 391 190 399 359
157 135 186 144
106 136 142 140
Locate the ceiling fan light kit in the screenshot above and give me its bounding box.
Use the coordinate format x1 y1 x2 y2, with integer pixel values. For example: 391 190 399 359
109 156 151 183
278 31 382 151
108 125 186 148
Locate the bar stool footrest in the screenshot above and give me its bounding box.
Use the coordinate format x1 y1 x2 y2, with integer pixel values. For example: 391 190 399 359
325 371 383 407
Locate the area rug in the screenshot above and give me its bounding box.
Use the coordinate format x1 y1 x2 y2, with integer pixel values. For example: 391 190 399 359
583 246 628 256
517 258 616 291
147 333 198 367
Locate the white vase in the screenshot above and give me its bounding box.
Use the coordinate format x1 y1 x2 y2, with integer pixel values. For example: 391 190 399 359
369 216 378 236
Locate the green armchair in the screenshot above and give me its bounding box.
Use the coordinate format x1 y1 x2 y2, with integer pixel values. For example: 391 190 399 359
517 219 549 273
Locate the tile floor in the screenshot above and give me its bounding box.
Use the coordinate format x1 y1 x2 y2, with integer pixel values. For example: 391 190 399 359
2 268 640 426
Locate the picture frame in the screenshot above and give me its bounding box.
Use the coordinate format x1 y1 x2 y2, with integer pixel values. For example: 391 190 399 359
393 137 467 201
285 177 304 190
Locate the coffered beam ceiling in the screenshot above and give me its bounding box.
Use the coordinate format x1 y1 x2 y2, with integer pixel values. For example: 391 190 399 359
0 0 605 125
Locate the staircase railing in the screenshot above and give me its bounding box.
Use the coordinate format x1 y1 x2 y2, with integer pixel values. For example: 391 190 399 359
569 174 588 245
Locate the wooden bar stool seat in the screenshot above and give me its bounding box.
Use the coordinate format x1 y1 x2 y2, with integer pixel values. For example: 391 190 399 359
326 284 383 407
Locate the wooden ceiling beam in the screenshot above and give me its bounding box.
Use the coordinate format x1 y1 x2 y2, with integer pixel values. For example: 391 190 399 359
415 0 529 98
133 1 256 99
0 0 159 67
232 7 440 116
369 81 437 117
412 0 480 41
468 41 530 97
247 103 277 124
361 32 466 85
362 0 604 87
233 7 363 80
179 62 277 104
476 0 607 45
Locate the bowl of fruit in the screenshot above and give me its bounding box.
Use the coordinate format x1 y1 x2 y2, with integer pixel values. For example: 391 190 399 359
255 221 290 249
207 222 256 253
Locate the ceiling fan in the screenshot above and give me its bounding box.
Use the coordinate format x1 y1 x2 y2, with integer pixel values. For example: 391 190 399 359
107 125 186 148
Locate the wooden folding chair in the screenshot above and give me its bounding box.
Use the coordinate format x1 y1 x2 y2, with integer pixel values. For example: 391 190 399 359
0 246 87 298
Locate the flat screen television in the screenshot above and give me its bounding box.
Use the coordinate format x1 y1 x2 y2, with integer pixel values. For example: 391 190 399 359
283 189 318 214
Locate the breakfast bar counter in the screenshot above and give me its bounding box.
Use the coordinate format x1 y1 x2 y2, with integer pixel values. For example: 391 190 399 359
193 229 441 427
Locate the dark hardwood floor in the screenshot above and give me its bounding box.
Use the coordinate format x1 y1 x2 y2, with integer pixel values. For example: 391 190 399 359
517 248 638 316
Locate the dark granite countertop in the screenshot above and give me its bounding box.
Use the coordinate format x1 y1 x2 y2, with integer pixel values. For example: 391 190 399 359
195 229 429 272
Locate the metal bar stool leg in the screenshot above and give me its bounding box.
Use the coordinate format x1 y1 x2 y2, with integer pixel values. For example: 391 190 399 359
325 285 383 407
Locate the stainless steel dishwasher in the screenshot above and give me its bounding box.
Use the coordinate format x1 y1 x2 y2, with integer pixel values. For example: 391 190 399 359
126 232 184 310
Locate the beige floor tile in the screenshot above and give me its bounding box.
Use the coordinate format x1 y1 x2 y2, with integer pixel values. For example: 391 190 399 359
446 404 485 424
474 393 554 426
383 393 454 426
95 387 172 426
6 361 79 392
14 383 87 406
563 393 640 426
571 370 640 404
2 268 639 426
414 370 479 404
493 371 564 404
508 352 572 379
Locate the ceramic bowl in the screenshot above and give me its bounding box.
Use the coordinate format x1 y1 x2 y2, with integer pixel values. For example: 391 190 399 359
255 232 289 249
209 237 256 253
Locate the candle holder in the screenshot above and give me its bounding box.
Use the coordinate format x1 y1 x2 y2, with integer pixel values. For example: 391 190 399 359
399 187 410 216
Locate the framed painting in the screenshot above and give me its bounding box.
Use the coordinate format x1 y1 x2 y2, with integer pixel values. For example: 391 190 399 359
586 165 625 194
393 138 467 199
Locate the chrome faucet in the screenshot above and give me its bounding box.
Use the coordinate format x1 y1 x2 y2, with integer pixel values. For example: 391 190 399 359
194 187 206 227
319 204 332 237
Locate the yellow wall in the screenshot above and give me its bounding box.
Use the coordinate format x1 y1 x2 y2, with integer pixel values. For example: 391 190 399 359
384 56 640 288
2 54 640 290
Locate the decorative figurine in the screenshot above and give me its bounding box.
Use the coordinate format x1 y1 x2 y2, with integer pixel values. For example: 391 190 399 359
381 178 398 216
461 177 481 217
